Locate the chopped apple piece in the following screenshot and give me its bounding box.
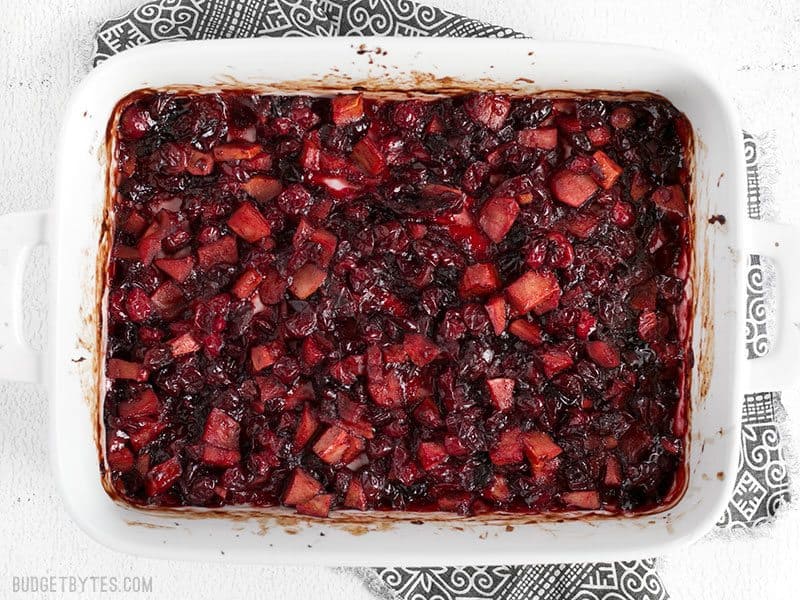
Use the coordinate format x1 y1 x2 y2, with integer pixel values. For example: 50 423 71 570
296 493 333 517
585 340 621 368
521 431 563 463
168 332 201 356
294 405 319 449
241 175 283 202
145 456 182 496
508 319 542 345
403 333 442 367
464 93 511 131
344 478 368 510
251 342 282 372
283 467 323 506
518 127 558 149
213 141 262 161
592 150 623 189
486 378 515 411
551 170 598 207
505 270 561 315
107 358 148 381
651 185 688 216
485 295 507 334
197 236 238 269
540 348 574 378
289 263 327 299
562 490 600 510
331 94 364 125
227 202 272 242
202 408 240 450
351 136 386 175
154 256 194 283
417 441 448 470
459 263 501 298
118 389 161 420
312 425 352 464
478 196 520 243
489 428 523 466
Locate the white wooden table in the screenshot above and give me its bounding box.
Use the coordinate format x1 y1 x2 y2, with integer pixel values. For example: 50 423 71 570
1 1 797 598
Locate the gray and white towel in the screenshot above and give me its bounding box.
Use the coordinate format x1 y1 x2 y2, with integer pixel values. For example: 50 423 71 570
93 3 790 598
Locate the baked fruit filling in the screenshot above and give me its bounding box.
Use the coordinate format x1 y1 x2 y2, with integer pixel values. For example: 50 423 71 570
105 90 692 517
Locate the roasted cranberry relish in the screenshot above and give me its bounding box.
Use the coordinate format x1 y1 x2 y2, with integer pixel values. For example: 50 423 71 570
105 90 692 517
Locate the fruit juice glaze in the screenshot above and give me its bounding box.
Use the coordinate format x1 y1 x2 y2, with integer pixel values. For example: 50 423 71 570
102 89 693 518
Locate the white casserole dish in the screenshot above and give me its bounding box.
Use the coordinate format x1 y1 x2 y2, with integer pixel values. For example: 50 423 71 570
2 37 798 565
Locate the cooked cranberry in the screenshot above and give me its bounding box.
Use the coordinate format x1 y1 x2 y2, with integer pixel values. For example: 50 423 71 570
119 103 152 140
124 287 152 323
277 184 313 217
163 230 191 253
392 100 428 131
106 90 692 517
611 200 636 228
545 233 575 269
143 345 173 369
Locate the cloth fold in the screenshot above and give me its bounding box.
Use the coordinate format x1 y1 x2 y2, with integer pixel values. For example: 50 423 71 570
93 2 790 598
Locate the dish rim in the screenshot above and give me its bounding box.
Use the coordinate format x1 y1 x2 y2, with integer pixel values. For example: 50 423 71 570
49 37 745 565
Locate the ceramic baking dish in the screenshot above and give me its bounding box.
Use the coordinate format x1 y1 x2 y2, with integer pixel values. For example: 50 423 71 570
2 37 798 565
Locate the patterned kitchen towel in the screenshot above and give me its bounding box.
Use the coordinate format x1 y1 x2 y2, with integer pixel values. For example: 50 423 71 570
719 132 790 530
92 2 790 599
92 0 523 66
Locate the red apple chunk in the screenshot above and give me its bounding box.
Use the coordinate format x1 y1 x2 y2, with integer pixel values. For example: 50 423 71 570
312 425 353 464
651 185 688 216
550 170 599 207
518 127 558 149
202 408 240 450
294 406 319 449
464 93 511 131
540 348 574 378
585 340 621 368
296 493 333 518
197 236 238 269
478 196 520 243
508 319 542 345
331 94 364 125
251 342 282 371
521 431 563 463
168 332 200 356
562 490 600 510
118 389 160 420
289 263 327 299
418 441 448 470
283 468 323 506
486 378 515 411
505 270 561 315
351 136 386 175
107 358 148 381
344 478 368 510
154 256 194 283
403 333 442 367
485 295 507 334
592 150 623 189
213 142 262 161
227 202 272 242
145 456 182 496
489 428 524 466
460 263 501 297
241 175 283 202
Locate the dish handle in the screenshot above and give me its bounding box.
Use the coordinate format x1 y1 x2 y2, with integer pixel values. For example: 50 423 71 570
0 210 49 384
745 219 800 394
